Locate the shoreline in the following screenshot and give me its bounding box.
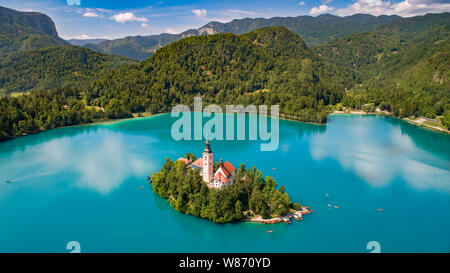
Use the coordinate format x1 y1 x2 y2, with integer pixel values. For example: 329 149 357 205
2 109 448 143
331 110 449 134
242 207 312 224
0 112 166 143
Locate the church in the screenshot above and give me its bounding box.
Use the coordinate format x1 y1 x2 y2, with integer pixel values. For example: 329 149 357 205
177 139 236 189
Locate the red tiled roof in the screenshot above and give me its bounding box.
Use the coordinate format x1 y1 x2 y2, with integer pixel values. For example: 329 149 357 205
222 161 236 176
213 172 228 183
176 158 191 165
191 158 203 168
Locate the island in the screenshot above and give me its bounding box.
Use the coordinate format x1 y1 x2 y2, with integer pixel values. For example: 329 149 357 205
151 139 310 224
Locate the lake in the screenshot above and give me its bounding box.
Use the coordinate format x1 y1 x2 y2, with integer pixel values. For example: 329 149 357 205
0 113 449 253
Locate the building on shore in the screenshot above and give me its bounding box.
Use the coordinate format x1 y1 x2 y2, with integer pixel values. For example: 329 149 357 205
177 139 236 189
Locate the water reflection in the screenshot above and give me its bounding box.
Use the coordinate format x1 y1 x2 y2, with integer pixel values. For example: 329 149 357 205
309 116 450 193
73 136 149 194
1 133 152 195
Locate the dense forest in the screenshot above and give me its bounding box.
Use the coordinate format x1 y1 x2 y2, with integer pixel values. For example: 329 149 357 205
316 13 450 127
151 158 300 223
0 7 449 142
0 6 67 55
0 46 136 94
82 13 401 61
86 27 343 124
0 87 109 141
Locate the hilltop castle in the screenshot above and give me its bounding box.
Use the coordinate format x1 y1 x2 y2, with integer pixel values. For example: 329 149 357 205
177 139 236 189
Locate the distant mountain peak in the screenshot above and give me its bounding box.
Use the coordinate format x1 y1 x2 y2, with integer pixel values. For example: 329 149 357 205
0 5 59 37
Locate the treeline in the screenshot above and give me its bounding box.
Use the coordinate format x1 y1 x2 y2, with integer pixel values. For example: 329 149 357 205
0 87 135 141
0 46 136 94
316 13 450 128
86 27 344 124
151 158 300 223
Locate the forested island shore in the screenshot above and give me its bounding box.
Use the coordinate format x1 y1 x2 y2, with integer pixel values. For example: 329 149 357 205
151 158 306 224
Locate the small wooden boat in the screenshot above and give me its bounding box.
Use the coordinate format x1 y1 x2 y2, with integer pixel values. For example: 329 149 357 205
377 208 383 211
334 206 339 209
272 168 276 170
266 230 273 233
140 186 145 189
282 218 291 224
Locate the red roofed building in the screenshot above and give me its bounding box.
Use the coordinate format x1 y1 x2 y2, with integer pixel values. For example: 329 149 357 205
180 139 236 189
211 159 236 189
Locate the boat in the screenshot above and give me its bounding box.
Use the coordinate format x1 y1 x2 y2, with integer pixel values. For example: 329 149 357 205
5 180 11 184
140 186 145 189
377 208 383 211
266 230 273 233
334 206 339 209
282 218 291 224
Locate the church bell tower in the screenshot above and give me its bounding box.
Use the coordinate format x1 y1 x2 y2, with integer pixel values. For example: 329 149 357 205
202 138 214 183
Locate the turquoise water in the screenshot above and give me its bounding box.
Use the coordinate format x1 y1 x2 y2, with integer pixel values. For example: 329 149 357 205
0 114 449 253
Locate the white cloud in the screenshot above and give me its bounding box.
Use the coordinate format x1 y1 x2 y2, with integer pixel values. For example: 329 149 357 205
141 23 149 27
83 11 99 18
309 5 334 15
165 29 178 34
226 9 256 15
110 12 148 23
299 1 305 6
61 34 112 40
192 9 207 18
335 0 450 17
309 120 450 192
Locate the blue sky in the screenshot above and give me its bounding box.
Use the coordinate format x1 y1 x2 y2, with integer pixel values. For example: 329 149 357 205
1 0 449 39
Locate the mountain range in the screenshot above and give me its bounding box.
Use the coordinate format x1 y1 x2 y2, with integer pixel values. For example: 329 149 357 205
82 13 402 61
67 38 108 46
0 5 448 140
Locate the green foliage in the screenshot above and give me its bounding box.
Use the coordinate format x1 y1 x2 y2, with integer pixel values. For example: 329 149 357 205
0 6 67 55
0 87 108 141
87 27 343 124
316 13 450 126
151 160 299 223
0 46 136 94
84 33 180 61
1 10 449 141
85 14 401 60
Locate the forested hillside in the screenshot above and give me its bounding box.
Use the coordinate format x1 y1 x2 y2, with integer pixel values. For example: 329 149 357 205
0 7 449 142
85 13 401 60
0 46 136 94
0 6 67 55
315 13 450 126
87 27 343 123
